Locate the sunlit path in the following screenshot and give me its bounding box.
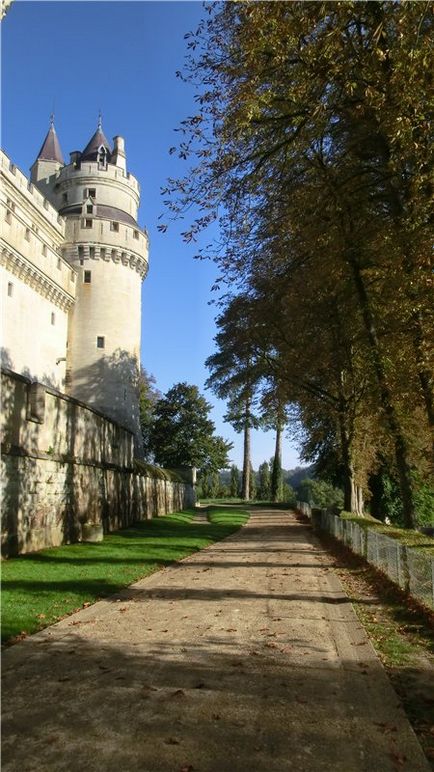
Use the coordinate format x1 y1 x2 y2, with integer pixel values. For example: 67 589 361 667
2 510 429 771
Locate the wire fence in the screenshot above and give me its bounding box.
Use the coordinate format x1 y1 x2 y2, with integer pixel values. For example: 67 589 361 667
296 502 434 611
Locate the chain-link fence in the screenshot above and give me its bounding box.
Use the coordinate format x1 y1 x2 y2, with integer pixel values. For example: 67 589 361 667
296 502 434 611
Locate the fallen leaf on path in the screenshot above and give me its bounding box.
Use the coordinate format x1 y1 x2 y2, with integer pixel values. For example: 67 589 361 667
171 689 186 699
164 737 181 745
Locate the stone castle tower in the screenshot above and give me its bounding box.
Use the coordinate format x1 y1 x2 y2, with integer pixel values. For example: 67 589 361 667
30 117 149 452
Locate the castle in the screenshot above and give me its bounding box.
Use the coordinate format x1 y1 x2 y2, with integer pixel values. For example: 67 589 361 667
1 118 149 454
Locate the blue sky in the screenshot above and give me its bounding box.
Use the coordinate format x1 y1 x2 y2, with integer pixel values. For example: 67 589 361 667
1 0 301 471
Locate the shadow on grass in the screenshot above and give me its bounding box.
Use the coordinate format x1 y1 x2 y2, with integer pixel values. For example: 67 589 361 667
1 510 249 644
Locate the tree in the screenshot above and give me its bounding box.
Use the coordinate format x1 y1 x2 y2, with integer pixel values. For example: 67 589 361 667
148 382 232 471
139 367 161 461
257 461 271 501
166 2 433 527
249 463 257 501
230 464 240 498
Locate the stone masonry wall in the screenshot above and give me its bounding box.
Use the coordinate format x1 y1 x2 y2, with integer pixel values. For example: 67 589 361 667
1 369 195 556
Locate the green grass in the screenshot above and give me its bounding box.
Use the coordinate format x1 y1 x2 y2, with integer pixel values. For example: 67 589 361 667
1 507 249 644
339 512 434 554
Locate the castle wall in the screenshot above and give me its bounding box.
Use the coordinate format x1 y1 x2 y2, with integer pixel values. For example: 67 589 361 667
0 151 76 391
1 369 195 557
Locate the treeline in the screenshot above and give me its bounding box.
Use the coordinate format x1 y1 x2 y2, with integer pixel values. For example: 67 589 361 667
164 2 433 528
198 464 343 510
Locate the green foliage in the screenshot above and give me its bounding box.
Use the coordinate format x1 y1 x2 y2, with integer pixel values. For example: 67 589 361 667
281 482 296 506
1 508 249 644
139 367 161 460
249 463 257 500
257 461 271 501
230 464 240 497
297 478 344 510
147 382 232 472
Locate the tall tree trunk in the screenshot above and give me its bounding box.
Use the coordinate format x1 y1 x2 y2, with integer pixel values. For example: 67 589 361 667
347 248 416 528
271 421 283 502
241 396 251 500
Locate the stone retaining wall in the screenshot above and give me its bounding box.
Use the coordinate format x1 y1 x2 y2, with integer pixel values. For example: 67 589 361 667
1 369 195 556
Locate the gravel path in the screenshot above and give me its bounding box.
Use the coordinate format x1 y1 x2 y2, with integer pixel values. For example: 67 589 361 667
2 509 429 771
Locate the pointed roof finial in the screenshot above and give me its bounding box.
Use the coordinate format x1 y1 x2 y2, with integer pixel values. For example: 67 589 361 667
98 110 102 131
50 112 55 128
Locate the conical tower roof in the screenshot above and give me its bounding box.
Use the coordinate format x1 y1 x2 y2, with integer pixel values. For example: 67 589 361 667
35 116 64 164
81 116 112 161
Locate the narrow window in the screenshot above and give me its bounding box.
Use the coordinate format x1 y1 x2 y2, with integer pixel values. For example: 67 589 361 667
97 336 105 349
84 270 91 284
57 257 61 269
71 271 75 282
86 205 93 214
78 245 84 260
100 247 106 259
42 244 47 256
7 282 13 297
111 249 116 259
51 312 56 325
62 193 68 203
5 211 11 224
133 230 139 240
83 219 92 229
111 222 119 232
88 188 96 198
25 228 30 241
89 246 95 258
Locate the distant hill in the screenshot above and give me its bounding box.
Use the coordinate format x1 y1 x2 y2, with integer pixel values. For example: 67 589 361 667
219 464 314 489
284 465 315 490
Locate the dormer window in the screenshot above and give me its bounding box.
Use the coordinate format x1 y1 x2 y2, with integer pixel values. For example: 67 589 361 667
86 205 93 214
98 146 107 168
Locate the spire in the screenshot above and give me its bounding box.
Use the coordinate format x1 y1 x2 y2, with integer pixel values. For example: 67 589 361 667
81 114 112 162
35 115 64 164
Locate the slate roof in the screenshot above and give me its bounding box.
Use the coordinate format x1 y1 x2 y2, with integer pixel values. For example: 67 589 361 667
36 123 64 164
59 204 138 227
81 127 112 162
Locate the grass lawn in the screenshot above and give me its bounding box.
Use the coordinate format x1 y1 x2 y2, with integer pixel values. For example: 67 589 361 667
1 507 249 645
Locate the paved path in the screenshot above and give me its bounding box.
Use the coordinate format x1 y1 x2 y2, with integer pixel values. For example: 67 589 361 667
2 510 429 771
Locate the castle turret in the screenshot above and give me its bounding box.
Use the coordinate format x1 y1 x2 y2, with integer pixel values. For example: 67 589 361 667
39 118 149 454
30 116 64 205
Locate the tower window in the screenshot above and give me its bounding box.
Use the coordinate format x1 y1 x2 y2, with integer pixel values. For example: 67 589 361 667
5 211 11 224
57 258 61 269
133 230 139 240
110 222 119 232
62 193 68 203
25 228 30 241
86 205 93 214
51 312 56 325
100 248 106 259
42 244 47 256
89 246 95 258
98 147 107 168
84 270 92 283
84 188 96 199
82 219 93 229
97 336 105 349
7 282 13 297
